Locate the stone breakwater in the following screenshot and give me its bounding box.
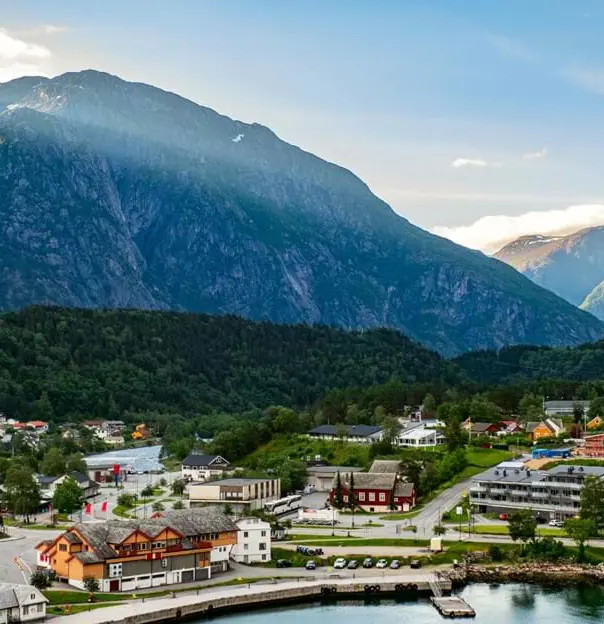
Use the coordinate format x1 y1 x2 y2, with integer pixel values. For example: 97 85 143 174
446 563 604 587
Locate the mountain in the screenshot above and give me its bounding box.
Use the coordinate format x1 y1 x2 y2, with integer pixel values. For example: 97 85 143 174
0 306 455 421
494 227 604 320
0 70 602 354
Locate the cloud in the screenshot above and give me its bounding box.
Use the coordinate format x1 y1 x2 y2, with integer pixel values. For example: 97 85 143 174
451 158 501 169
522 148 547 160
0 28 51 84
564 66 604 96
432 204 604 252
38 25 69 35
0 29 50 60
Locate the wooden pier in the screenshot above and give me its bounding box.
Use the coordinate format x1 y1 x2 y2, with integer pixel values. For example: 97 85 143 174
431 596 476 618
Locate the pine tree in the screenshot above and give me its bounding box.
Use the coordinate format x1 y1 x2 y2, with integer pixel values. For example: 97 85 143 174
333 471 344 509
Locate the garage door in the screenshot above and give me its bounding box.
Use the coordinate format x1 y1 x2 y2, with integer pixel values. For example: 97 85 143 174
136 575 152 589
195 568 209 581
181 570 194 583
121 579 135 592
152 573 166 587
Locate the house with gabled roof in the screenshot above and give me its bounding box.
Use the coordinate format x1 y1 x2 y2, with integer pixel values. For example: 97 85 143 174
35 507 236 591
0 583 47 622
181 453 233 482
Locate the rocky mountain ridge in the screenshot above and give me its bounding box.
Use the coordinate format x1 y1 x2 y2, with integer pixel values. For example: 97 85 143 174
0 70 602 354
495 226 604 320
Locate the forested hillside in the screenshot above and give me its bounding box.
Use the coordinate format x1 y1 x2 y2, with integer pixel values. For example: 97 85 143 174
454 343 604 386
0 306 455 422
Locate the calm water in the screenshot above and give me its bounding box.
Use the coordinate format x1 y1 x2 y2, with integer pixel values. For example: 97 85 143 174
205 584 604 624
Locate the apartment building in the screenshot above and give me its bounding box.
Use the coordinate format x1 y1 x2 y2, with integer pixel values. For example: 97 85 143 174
35 507 236 591
231 517 272 564
188 478 280 513
470 463 604 520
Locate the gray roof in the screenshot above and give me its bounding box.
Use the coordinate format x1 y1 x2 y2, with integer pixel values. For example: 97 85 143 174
336 472 397 490
394 482 414 497
84 445 163 472
473 465 543 485
546 465 604 478
74 551 104 564
306 466 358 475
0 583 47 609
308 425 383 438
369 460 401 474
63 532 82 544
182 454 231 468
545 400 590 409
63 507 237 562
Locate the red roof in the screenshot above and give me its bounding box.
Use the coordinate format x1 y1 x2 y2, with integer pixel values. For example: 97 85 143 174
27 420 47 427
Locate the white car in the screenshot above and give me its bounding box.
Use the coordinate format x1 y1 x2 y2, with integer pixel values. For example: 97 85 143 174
376 559 388 569
333 558 347 569
549 519 564 528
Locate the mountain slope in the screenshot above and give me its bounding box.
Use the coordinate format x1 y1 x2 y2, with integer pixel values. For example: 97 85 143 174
0 70 602 354
494 226 604 319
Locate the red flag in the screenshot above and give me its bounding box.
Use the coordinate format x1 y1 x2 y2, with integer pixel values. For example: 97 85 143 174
85 503 92 515
101 501 108 513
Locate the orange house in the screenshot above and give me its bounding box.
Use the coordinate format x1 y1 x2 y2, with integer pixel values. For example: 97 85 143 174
36 507 236 591
527 418 564 442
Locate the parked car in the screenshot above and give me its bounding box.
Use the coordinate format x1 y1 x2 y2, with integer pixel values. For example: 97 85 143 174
390 559 400 569
276 559 293 568
499 513 508 521
410 559 421 569
305 560 316 570
362 557 374 568
376 559 388 569
347 559 359 569
549 519 564 527
334 558 347 569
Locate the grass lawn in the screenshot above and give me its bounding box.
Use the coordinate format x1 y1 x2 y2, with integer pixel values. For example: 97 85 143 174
112 505 136 519
44 591 131 605
289 536 429 547
379 509 421 521
48 604 114 616
466 448 514 467
469 524 567 537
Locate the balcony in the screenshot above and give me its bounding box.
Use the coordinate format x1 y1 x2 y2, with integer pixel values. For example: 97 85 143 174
509 490 529 497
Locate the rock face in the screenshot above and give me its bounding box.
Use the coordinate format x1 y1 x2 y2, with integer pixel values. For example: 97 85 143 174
0 70 602 354
495 227 604 320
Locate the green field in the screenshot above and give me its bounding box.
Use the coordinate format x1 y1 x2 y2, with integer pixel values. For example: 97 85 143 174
470 524 567 537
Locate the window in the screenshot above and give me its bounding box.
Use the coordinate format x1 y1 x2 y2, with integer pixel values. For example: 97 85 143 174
30 594 36 600
261 555 267 561
259 543 267 550
243 544 248 550
23 606 30 616
59 544 67 552
161 558 168 569
243 532 249 538
261 531 266 537
379 493 386 502
109 563 122 578
358 492 365 502
343 495 349 503
368 493 375 502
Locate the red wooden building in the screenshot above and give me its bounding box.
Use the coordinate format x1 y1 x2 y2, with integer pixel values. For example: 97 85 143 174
330 472 416 513
584 433 604 458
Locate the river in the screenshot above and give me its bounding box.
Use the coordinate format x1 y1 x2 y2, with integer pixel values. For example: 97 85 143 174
200 583 604 624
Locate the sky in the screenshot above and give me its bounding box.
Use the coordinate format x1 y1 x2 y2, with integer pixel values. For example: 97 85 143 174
2 0 604 252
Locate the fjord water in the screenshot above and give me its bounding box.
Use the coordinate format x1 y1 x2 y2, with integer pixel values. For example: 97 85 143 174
207 584 604 624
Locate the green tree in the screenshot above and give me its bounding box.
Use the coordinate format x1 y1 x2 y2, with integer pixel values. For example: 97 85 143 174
40 447 65 477
266 406 301 434
30 571 51 590
573 402 585 424
2 462 40 521
171 479 186 497
508 510 536 548
348 471 358 528
52 477 83 515
141 485 154 498
444 416 467 452
66 453 87 474
117 492 137 508
151 501 165 513
564 518 595 561
580 476 604 532
33 390 54 421
172 499 185 510
83 577 100 593
588 397 604 420
275 460 307 493
381 416 401 444
333 471 345 509
422 394 436 417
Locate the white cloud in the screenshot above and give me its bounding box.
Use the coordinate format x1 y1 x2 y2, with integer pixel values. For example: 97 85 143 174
0 30 50 60
0 28 51 84
432 204 604 252
522 148 547 160
451 158 501 169
39 25 68 35
564 66 604 96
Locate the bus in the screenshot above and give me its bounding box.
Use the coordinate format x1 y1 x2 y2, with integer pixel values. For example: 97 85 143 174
264 494 302 516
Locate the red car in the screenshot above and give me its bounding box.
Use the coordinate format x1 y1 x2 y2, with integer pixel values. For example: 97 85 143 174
499 513 508 521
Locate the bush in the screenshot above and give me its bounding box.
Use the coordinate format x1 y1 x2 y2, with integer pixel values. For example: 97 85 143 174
116 493 137 508
83 577 100 592
488 544 503 562
30 570 51 590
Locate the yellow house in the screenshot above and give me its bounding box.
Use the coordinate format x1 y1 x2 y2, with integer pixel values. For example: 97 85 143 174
587 415 603 430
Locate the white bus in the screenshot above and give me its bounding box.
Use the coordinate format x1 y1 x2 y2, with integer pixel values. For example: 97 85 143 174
265 494 302 516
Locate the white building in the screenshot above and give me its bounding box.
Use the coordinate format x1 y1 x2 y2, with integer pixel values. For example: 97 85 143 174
231 517 272 564
395 423 446 448
181 454 233 482
544 400 590 417
0 583 47 623
188 478 280 514
307 425 383 444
